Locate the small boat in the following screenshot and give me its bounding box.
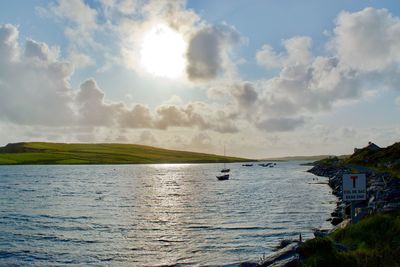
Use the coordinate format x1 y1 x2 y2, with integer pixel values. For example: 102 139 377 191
217 174 229 180
242 164 253 167
220 145 230 173
259 163 272 167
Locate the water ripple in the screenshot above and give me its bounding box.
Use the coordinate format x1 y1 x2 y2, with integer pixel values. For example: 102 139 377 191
0 162 336 265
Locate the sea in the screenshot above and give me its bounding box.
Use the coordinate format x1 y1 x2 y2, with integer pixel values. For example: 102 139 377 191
0 161 337 266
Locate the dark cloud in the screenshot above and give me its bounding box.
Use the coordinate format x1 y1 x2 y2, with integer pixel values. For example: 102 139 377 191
232 82 258 109
186 24 241 81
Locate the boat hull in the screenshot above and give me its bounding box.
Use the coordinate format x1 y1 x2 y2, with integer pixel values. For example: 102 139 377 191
216 174 229 180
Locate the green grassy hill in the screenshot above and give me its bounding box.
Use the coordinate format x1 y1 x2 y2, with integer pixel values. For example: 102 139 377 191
345 142 400 176
0 142 252 165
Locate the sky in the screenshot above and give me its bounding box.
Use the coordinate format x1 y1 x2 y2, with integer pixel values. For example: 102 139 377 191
0 0 399 158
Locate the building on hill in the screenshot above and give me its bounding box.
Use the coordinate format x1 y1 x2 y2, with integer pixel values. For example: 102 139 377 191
354 141 380 153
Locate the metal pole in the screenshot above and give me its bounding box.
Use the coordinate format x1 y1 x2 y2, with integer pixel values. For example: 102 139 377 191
351 201 355 223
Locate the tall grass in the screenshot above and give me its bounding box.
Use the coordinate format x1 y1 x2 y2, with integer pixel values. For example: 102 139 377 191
299 212 400 267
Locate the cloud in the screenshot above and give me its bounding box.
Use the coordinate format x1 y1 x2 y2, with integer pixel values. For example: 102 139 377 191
189 132 214 151
52 0 98 47
331 8 400 72
251 7 400 134
0 24 19 61
24 39 59 62
100 0 140 16
118 104 154 128
75 79 125 126
138 130 158 145
256 36 312 69
186 24 242 81
67 50 95 68
256 117 306 132
155 102 238 133
97 0 244 81
43 0 103 71
256 44 281 69
396 96 400 107
0 24 75 126
231 82 258 109
0 23 239 134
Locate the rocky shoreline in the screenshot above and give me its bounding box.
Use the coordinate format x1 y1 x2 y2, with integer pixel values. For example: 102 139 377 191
308 162 400 219
239 160 400 267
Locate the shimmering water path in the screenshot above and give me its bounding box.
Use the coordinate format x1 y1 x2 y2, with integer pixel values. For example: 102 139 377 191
0 162 336 266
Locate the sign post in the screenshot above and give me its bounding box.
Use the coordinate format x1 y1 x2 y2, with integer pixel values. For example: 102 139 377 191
343 174 366 223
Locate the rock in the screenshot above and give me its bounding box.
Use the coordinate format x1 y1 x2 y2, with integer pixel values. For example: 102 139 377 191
238 262 258 267
275 239 295 250
331 217 343 226
259 243 299 267
330 210 341 217
268 256 299 267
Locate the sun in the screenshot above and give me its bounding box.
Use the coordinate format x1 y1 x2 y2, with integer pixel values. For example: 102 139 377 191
140 24 187 79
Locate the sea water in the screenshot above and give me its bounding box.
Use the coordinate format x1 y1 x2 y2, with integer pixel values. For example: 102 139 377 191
0 161 336 266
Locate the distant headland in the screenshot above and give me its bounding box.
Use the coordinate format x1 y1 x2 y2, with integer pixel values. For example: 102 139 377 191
0 142 253 165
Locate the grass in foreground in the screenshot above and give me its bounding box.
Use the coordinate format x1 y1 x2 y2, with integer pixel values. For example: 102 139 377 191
0 142 252 165
299 212 400 267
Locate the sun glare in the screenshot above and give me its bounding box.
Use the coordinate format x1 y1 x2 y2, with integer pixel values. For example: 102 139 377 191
140 24 187 79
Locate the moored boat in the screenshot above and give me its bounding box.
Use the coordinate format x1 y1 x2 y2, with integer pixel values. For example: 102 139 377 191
242 164 253 167
216 174 229 180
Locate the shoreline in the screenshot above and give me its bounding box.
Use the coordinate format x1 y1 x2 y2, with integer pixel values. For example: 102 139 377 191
240 160 400 266
235 162 340 267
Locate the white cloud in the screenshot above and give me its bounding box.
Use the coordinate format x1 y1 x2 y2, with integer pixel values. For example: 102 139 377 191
155 102 238 133
24 39 60 62
67 50 95 68
97 0 244 82
0 24 19 62
44 0 101 70
0 23 240 134
332 8 400 71
252 7 400 134
0 24 75 126
256 36 312 69
255 44 282 69
52 0 98 47
53 0 97 28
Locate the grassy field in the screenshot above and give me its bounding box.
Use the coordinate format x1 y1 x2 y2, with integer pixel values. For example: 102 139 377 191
0 142 252 165
299 212 400 267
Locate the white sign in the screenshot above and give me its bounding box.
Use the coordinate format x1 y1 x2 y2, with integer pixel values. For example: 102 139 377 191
343 174 366 201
